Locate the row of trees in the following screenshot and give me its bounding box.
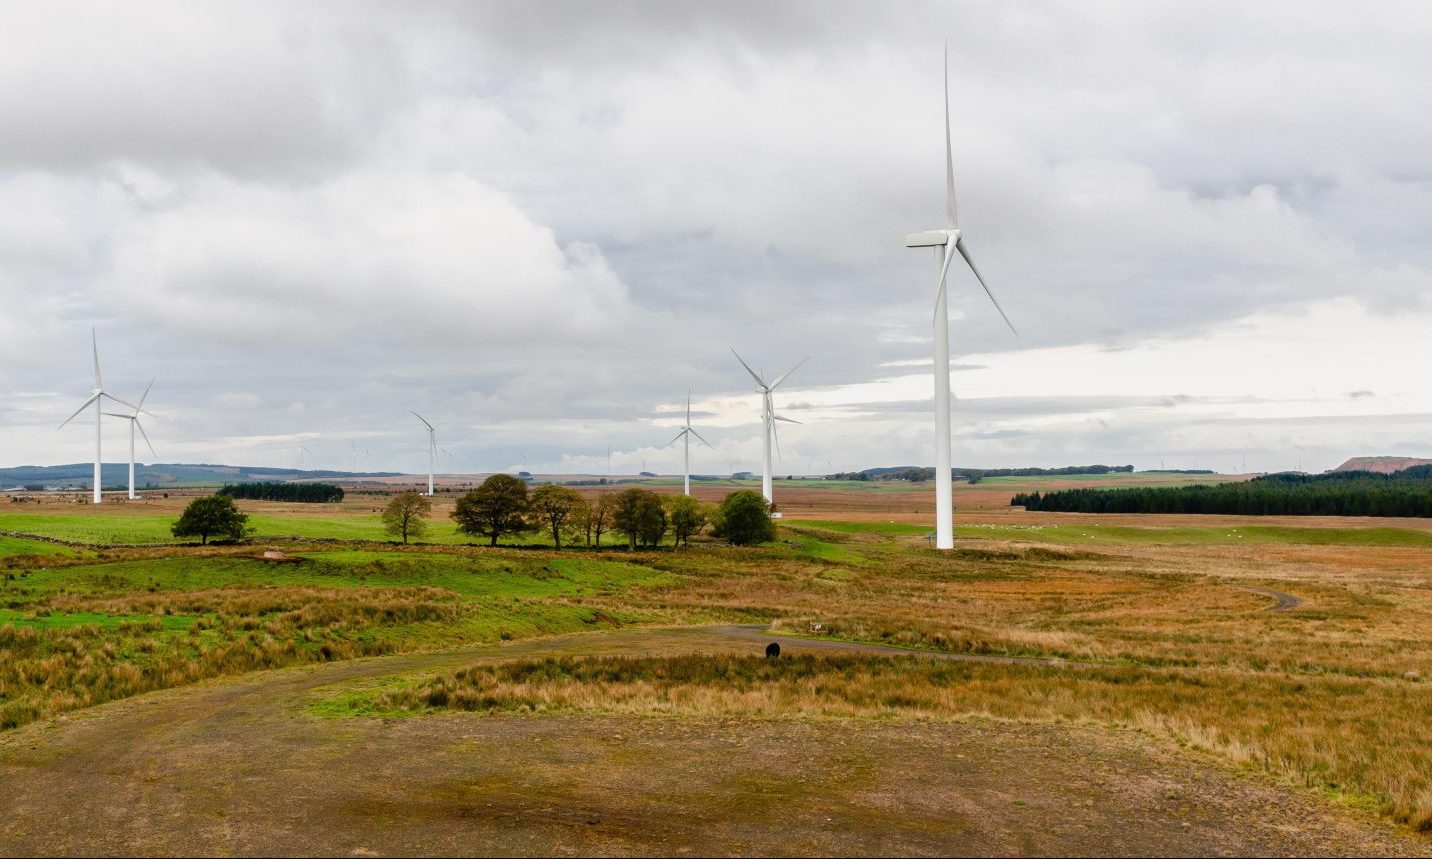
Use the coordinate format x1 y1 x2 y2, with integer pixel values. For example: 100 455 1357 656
219 482 345 503
385 475 778 548
167 479 781 548
1012 470 1432 517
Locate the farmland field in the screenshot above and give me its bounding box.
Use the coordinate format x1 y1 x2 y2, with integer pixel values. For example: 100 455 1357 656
0 478 1429 855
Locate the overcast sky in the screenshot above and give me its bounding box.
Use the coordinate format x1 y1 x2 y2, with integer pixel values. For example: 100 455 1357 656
2 1 1429 476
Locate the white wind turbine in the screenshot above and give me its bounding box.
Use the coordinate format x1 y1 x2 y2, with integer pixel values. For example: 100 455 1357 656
57 330 139 505
411 411 438 496
665 391 713 496
732 350 807 511
103 380 156 500
905 46 1017 550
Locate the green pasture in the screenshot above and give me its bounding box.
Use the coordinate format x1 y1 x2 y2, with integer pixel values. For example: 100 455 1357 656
0 511 598 548
0 534 79 557
1 551 678 602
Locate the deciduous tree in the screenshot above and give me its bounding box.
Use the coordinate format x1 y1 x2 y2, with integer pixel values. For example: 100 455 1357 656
666 494 709 548
613 487 669 550
529 484 584 550
451 474 534 546
382 492 432 544
590 493 615 548
171 495 250 545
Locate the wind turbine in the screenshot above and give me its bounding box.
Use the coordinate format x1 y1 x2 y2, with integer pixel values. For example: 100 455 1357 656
905 45 1017 550
666 391 712 496
102 380 156 500
411 411 438 496
732 350 807 511
57 329 138 504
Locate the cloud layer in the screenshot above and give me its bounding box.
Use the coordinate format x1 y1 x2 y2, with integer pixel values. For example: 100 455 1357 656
2 1 1429 475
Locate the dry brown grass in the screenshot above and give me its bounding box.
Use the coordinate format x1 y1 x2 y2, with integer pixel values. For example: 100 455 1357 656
0 586 460 730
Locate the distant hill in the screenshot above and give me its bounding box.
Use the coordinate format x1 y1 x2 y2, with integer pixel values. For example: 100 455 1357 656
0 463 402 490
1333 457 1432 475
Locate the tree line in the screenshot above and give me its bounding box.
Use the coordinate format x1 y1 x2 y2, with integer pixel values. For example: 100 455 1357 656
828 464 1134 483
381 475 778 549
219 482 345 503
1012 469 1432 517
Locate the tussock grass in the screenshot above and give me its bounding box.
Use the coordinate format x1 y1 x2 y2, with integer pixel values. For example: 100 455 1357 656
0 586 460 730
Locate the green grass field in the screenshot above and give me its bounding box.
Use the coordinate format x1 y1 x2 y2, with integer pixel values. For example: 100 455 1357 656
0 511 577 547
0 534 78 556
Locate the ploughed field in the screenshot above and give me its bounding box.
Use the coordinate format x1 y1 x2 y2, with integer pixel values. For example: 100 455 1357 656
1 479 1430 855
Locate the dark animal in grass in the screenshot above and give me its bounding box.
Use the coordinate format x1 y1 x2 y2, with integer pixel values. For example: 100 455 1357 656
765 642 781 659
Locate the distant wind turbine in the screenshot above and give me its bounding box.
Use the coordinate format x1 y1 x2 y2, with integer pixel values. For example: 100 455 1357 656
411 411 438 496
57 329 138 504
102 379 156 500
666 391 713 496
732 350 807 511
904 45 1017 550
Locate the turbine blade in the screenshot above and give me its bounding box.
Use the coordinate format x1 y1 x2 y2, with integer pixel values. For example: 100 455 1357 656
686 389 691 425
731 349 767 388
103 393 140 412
774 415 802 425
690 428 714 449
101 412 131 418
769 356 809 390
956 237 1018 336
59 393 101 429
666 429 688 448
92 328 102 389
136 419 157 458
411 410 434 430
933 242 956 321
136 379 154 412
772 420 783 463
945 43 959 229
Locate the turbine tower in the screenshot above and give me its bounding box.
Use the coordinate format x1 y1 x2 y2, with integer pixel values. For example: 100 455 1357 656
103 380 156 500
666 391 712 495
411 411 438 496
57 329 138 504
732 350 806 511
904 46 1017 550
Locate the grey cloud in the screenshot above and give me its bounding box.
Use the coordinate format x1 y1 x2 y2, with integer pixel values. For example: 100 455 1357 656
4 1 1431 475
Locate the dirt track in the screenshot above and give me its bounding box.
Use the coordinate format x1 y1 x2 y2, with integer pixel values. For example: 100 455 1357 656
0 626 1422 857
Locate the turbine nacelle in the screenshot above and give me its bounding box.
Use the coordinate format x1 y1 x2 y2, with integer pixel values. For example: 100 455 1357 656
904 229 958 248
